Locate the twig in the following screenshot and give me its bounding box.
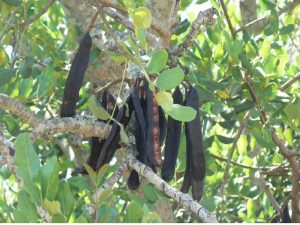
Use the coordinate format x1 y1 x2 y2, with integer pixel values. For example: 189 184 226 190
251 177 281 213
234 17 267 34
168 0 181 30
280 73 300 91
94 78 131 94
87 0 158 45
210 152 289 174
21 0 55 27
103 155 128 188
169 8 216 56
219 112 249 195
96 0 171 38
219 0 236 40
235 0 300 35
88 11 100 32
0 93 41 127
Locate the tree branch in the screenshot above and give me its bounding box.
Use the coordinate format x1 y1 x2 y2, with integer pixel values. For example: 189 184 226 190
219 0 236 40
0 93 41 127
21 0 55 27
125 151 217 222
96 0 171 38
280 73 300 91
169 8 216 56
219 112 249 195
31 116 110 142
244 73 300 222
87 0 158 45
235 0 300 35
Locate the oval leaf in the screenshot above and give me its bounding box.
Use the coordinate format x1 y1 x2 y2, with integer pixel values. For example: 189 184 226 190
154 67 185 91
146 49 168 73
0 68 17 87
155 91 173 112
168 104 197 122
133 7 152 29
88 95 111 120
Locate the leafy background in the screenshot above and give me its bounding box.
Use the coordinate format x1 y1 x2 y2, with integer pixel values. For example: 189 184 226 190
0 0 300 222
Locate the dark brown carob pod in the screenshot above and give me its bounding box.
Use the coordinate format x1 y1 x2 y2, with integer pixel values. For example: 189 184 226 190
60 32 92 117
158 106 167 144
161 87 183 182
281 205 292 223
127 87 147 190
145 79 162 167
185 86 205 201
87 91 118 171
96 95 133 170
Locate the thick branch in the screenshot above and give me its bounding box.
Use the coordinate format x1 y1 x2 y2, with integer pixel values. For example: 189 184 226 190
0 94 41 127
31 116 110 142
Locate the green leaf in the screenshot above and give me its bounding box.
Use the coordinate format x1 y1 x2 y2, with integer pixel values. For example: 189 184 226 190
3 0 22 6
168 104 197 122
135 28 147 49
19 57 34 79
74 216 88 223
14 190 39 222
14 132 40 181
142 212 162 223
120 125 129 144
146 49 168 73
0 48 7 65
200 196 222 212
0 68 17 87
43 199 62 215
88 95 111 120
155 91 173 112
279 24 295 35
141 184 157 202
233 99 254 114
14 133 42 204
40 156 59 201
125 202 143 223
154 67 185 91
56 180 75 219
216 135 234 144
107 51 128 62
259 0 276 10
239 53 252 71
133 7 152 28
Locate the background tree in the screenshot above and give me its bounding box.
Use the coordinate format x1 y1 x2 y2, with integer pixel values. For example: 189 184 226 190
0 0 300 222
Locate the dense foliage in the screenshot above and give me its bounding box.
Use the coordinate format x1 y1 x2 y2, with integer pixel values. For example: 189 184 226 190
0 0 299 222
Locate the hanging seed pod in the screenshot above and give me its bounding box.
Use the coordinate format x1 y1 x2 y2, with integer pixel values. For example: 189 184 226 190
60 32 92 117
158 106 167 144
145 79 162 167
281 205 292 223
96 95 133 170
161 87 183 182
127 87 147 190
185 86 205 201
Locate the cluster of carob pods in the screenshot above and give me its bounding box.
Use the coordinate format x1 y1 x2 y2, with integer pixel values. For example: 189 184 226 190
60 31 206 201
60 31 293 221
